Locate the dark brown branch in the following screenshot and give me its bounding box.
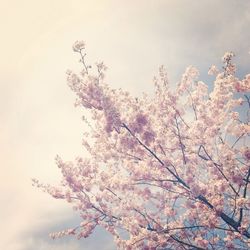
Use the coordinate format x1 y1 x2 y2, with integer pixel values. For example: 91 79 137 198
198 145 239 196
244 95 250 109
187 89 198 120
238 167 250 225
231 133 245 148
79 49 89 74
175 109 190 128
170 236 205 250
106 187 122 200
174 117 187 165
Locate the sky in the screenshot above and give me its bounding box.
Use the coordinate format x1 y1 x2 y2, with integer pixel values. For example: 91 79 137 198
0 1 250 249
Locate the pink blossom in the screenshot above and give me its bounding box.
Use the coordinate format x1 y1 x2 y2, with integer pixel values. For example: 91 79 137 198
244 148 250 160
136 113 148 126
222 51 235 63
208 65 219 75
34 44 250 249
72 40 85 52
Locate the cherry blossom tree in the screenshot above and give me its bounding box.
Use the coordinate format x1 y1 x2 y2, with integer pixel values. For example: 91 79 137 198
33 41 250 249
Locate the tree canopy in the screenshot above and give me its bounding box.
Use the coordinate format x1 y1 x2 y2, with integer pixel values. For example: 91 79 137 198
34 41 250 249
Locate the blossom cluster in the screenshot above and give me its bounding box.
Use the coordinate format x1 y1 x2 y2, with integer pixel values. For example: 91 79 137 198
36 44 250 249
72 40 85 52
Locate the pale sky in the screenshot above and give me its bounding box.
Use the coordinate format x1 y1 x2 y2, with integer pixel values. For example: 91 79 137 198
0 1 250 250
